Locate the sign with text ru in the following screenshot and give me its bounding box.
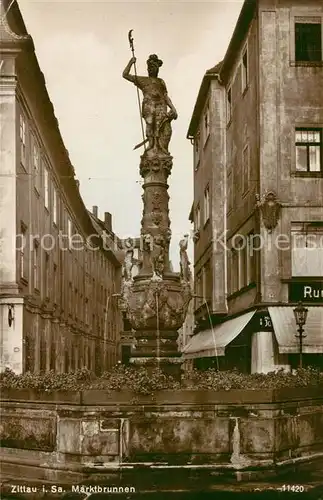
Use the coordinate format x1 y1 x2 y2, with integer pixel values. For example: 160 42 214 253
289 281 323 303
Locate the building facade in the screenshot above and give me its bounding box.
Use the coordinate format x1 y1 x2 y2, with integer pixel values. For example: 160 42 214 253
0 0 122 374
184 0 323 372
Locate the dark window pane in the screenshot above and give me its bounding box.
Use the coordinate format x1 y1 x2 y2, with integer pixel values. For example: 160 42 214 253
296 145 308 171
295 23 322 62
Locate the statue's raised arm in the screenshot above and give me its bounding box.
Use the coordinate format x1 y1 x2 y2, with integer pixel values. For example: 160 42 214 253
122 54 178 155
122 57 137 84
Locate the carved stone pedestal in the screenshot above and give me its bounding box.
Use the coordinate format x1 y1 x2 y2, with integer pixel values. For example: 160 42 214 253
123 273 191 378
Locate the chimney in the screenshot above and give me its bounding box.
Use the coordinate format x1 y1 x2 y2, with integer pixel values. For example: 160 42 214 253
104 212 112 231
92 206 98 218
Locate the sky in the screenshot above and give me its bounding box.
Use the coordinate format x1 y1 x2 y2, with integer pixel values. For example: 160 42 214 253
18 0 244 270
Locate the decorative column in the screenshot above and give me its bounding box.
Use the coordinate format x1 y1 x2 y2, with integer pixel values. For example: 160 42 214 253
120 53 192 376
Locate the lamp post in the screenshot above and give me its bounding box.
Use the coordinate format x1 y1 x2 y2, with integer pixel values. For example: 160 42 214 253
293 301 308 369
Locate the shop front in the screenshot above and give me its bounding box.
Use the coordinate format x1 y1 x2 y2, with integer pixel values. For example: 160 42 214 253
182 303 323 373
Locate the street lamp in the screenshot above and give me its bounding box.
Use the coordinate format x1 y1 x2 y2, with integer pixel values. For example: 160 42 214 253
293 301 308 369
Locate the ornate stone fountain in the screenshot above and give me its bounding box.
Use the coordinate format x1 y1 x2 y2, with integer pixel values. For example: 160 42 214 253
121 53 192 376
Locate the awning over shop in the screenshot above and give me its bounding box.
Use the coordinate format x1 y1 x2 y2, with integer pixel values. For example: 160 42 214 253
182 311 256 359
269 306 323 354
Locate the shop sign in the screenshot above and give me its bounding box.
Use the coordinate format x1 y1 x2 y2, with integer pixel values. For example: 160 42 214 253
289 281 323 303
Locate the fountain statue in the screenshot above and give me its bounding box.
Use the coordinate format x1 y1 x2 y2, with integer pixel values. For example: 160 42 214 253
120 34 192 376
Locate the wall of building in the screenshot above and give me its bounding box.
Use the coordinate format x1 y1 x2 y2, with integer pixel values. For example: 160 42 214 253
258 0 323 303
224 16 260 315
192 94 213 318
0 4 122 374
188 0 322 372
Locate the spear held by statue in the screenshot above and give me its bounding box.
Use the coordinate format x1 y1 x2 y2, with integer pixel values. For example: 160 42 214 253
127 30 147 151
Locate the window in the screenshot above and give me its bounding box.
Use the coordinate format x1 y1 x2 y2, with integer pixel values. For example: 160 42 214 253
40 334 47 372
53 187 58 225
44 165 49 209
230 248 238 294
53 263 58 304
204 185 210 224
195 204 201 230
194 131 200 168
203 103 210 143
295 129 322 172
295 19 322 63
237 240 247 290
75 288 78 319
33 241 39 289
20 114 26 164
68 218 73 249
202 266 206 301
33 140 40 193
291 222 323 277
242 145 250 193
203 259 212 303
227 170 233 213
246 232 256 285
19 223 28 280
226 87 232 124
44 252 50 299
68 282 72 314
85 298 89 325
241 47 248 92
50 336 56 371
195 271 202 308
68 218 72 239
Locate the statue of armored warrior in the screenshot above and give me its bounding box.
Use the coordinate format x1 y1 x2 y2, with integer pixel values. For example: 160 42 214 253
123 54 178 154
179 234 191 282
123 238 134 282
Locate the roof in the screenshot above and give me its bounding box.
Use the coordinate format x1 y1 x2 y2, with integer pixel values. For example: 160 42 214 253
219 0 257 83
206 61 223 75
87 211 123 266
186 62 222 138
0 0 30 45
188 202 194 222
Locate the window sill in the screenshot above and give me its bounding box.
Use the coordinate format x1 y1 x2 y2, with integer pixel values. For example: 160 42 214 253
242 188 250 199
281 277 323 283
291 171 323 178
20 277 28 286
290 60 323 67
226 118 232 130
34 187 40 198
227 282 256 301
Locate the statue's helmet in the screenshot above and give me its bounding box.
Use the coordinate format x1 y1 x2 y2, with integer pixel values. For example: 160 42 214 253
147 54 163 73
